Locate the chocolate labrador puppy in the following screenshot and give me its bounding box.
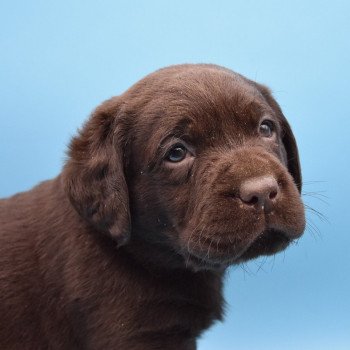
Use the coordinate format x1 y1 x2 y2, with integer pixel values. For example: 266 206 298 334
0 64 305 349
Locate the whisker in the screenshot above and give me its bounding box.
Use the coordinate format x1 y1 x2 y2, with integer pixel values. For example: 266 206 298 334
305 219 322 239
255 255 268 273
197 226 206 254
216 238 221 255
302 190 328 197
270 254 276 271
206 239 214 260
304 204 329 223
239 262 254 277
302 180 327 186
302 192 329 206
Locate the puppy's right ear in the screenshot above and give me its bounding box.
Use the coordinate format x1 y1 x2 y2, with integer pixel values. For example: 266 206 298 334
62 97 131 246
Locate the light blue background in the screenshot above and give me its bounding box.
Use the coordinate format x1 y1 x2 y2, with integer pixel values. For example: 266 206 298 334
1 1 349 349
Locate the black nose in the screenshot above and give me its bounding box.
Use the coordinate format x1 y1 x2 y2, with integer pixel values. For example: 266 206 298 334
239 176 279 211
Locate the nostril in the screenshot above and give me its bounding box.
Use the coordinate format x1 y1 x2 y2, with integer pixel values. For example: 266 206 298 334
246 195 259 205
269 190 278 200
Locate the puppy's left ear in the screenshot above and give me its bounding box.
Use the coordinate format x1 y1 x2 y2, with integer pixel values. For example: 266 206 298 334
62 97 131 245
257 84 302 193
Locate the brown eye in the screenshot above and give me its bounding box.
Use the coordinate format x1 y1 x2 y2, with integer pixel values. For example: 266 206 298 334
259 120 275 138
166 144 188 162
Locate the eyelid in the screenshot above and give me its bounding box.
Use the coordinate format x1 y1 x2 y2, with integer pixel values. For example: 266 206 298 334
164 143 187 159
260 117 280 133
161 138 195 158
261 119 275 130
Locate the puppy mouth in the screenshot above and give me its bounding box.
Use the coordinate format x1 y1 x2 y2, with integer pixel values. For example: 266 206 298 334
234 228 291 263
183 229 292 270
183 253 227 271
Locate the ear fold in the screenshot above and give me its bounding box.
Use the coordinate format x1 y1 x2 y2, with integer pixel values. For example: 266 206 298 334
62 97 131 245
256 84 302 193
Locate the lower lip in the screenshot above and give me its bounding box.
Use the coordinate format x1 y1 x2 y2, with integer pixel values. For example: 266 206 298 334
184 252 227 270
184 229 292 267
237 230 291 261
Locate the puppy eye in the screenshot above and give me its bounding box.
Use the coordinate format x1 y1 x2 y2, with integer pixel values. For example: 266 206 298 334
259 120 275 138
166 144 188 162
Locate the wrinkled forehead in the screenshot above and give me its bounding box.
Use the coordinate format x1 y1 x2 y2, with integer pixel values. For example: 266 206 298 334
129 68 275 161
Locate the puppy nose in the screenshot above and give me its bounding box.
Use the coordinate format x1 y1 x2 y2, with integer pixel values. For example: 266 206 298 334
239 176 279 211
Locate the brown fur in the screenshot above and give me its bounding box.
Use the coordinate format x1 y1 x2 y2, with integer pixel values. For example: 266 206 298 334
0 64 305 349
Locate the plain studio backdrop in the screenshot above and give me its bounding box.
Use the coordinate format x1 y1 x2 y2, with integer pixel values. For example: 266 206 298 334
0 1 349 349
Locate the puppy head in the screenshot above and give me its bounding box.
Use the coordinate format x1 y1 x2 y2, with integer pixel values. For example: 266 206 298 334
63 64 305 270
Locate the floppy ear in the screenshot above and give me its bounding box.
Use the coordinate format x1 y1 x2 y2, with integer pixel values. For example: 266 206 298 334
257 84 302 193
62 97 131 245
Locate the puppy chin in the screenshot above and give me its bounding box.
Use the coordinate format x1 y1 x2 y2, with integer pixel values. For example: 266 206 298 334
234 229 292 263
179 228 295 271
182 251 228 272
